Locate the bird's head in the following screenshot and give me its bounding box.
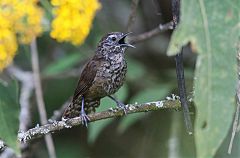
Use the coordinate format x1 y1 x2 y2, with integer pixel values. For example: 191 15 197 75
97 32 135 54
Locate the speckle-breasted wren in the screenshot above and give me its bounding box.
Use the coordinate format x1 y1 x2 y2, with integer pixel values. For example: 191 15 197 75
62 32 135 126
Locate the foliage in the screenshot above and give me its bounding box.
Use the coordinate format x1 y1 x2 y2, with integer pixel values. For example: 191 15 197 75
0 0 239 157
168 0 239 157
0 80 20 154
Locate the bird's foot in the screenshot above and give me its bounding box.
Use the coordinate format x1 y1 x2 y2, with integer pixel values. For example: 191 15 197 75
80 111 90 127
108 95 128 115
116 101 128 115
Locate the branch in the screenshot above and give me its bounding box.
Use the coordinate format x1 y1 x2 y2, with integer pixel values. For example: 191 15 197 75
18 99 181 143
171 0 193 135
30 39 56 158
130 21 174 44
175 51 193 135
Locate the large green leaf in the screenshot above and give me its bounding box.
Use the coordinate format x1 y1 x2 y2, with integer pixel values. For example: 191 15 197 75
167 0 239 157
0 80 20 154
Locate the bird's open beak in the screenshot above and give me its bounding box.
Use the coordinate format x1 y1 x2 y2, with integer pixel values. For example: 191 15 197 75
118 32 136 48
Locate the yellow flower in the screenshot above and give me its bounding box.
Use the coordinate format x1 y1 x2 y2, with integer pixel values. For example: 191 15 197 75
0 0 43 71
50 0 101 45
12 0 43 44
0 14 17 71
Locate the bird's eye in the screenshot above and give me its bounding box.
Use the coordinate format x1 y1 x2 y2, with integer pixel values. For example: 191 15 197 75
111 36 116 41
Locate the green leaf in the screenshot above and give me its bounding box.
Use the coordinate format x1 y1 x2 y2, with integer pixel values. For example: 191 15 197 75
43 53 82 76
167 1 238 157
88 85 128 143
118 84 172 133
0 80 20 154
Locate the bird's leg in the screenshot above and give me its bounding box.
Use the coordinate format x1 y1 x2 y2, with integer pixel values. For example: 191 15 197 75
108 95 127 114
80 96 90 127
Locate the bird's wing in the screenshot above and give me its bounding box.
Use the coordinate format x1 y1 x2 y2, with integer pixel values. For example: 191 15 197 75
72 57 99 102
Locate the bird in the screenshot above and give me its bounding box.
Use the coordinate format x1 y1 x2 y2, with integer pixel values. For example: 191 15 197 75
62 32 135 126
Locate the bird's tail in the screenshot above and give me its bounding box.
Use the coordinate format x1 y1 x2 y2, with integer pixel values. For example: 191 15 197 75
62 98 101 120
62 101 81 120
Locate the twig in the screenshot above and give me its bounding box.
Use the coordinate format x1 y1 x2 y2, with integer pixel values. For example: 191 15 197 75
175 51 193 134
127 0 140 32
172 0 193 135
30 39 57 158
172 0 180 28
130 21 174 44
18 99 181 143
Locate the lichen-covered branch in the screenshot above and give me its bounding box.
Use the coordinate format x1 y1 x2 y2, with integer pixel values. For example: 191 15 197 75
18 99 181 143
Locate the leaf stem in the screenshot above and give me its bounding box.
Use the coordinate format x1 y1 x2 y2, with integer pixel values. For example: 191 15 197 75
172 0 193 135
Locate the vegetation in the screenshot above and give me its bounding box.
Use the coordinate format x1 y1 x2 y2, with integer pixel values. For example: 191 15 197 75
0 0 239 158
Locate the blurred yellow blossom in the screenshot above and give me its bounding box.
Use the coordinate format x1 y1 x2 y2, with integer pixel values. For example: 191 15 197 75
50 0 101 45
0 14 17 71
14 0 43 44
0 0 43 71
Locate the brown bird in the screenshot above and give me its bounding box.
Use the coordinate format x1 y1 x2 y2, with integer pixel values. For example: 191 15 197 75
62 32 135 126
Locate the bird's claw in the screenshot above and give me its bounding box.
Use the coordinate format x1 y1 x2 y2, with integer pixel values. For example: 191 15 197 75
80 112 90 127
117 102 128 115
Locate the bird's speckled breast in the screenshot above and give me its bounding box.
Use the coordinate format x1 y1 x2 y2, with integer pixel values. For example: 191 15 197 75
84 53 127 99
